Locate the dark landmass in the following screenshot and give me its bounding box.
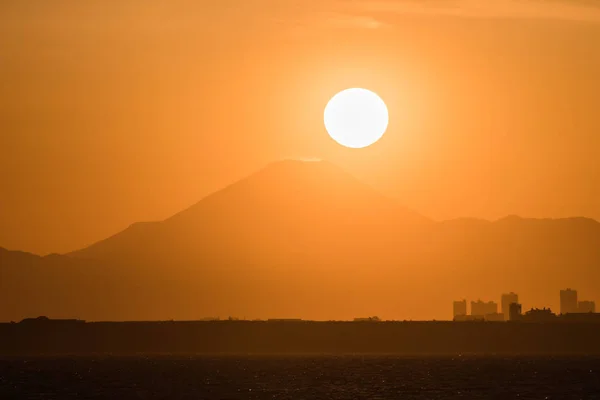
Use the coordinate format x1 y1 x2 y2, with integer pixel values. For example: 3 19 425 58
1 160 600 321
1 318 600 356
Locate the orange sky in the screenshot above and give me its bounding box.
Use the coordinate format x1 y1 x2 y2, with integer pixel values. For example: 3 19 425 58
1 0 600 255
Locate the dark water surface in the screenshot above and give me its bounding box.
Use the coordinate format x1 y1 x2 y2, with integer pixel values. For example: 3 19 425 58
1 356 600 399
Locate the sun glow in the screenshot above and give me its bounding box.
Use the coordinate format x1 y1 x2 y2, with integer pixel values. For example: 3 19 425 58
324 88 389 149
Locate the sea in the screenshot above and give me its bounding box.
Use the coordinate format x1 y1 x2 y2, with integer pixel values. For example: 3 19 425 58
1 356 599 399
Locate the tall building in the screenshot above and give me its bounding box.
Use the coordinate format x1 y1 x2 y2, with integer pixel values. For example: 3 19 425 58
453 300 467 319
509 303 522 321
578 300 596 313
560 289 578 314
501 292 519 320
471 300 498 317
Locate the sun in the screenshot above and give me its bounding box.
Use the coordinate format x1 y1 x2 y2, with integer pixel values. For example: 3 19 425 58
324 88 389 149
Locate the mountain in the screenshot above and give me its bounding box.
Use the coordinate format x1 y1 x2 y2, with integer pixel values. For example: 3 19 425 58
1 160 600 322
70 160 429 261
0 247 42 265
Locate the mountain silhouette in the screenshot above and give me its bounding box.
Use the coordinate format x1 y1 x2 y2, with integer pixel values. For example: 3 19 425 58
70 160 429 261
1 160 600 322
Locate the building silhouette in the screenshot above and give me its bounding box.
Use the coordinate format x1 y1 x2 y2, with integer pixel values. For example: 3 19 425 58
452 289 597 323
509 303 522 321
578 300 596 313
353 316 381 322
560 312 600 323
471 300 498 317
267 319 303 322
522 308 556 322
453 314 485 322
453 300 467 319
483 313 505 322
501 292 519 320
560 289 578 314
19 316 85 325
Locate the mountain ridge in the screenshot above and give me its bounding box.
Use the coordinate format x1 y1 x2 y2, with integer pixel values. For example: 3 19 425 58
1 160 600 322
69 159 430 261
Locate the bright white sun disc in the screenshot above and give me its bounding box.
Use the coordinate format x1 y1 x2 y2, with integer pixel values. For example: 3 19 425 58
324 88 388 149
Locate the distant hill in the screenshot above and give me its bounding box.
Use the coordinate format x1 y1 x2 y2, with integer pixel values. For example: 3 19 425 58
0 247 41 265
1 160 600 322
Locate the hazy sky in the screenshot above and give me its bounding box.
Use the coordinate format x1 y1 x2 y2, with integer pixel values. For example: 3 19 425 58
1 0 600 255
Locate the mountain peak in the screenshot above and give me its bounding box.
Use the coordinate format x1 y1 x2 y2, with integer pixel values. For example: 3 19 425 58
254 159 356 183
163 159 428 227
71 160 428 260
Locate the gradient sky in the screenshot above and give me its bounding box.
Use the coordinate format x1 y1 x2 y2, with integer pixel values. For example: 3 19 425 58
1 0 600 255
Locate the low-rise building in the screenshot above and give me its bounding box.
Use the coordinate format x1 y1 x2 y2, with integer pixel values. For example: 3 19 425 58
353 316 381 322
454 314 485 322
484 313 505 322
522 308 556 322
578 301 596 313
